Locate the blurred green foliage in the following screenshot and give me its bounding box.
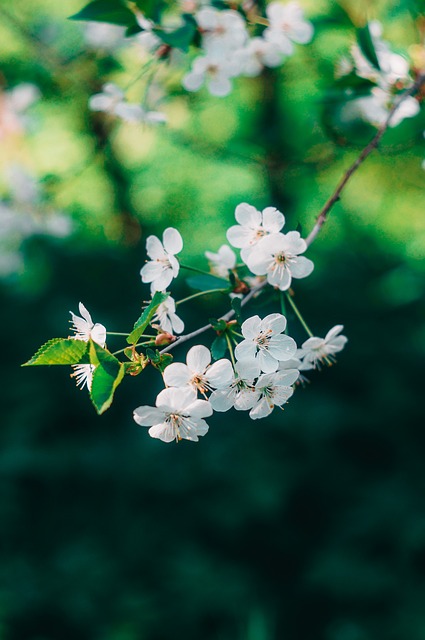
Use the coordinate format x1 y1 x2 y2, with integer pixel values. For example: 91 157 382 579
1 0 425 638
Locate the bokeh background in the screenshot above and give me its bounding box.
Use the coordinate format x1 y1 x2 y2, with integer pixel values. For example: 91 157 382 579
1 0 425 638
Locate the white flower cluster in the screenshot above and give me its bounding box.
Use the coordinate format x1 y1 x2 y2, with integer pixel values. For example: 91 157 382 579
129 203 346 443
69 302 107 391
89 83 167 125
338 22 419 128
86 2 314 115
0 165 73 278
226 202 314 290
64 202 346 441
183 2 313 97
0 83 40 140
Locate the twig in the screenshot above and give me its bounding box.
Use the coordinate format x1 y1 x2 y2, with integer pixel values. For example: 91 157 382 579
305 74 425 247
160 76 425 357
160 280 268 354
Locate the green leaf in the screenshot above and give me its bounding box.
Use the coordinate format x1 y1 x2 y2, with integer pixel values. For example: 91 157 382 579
89 340 125 414
153 14 196 52
186 274 229 292
22 338 89 366
127 292 169 345
209 318 227 332
69 0 138 27
357 24 380 71
230 297 242 323
211 334 227 360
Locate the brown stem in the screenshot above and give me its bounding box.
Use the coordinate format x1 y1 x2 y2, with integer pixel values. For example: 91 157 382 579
305 74 425 247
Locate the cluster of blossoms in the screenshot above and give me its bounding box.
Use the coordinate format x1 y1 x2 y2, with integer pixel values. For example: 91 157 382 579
123 203 345 443
0 83 40 141
84 1 313 122
0 165 72 278
337 21 420 128
182 2 313 97
32 199 347 444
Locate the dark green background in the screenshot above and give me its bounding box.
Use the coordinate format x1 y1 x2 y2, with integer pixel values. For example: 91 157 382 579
1 1 425 638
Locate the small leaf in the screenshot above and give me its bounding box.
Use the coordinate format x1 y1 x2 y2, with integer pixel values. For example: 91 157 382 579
186 274 229 292
230 297 242 323
89 340 125 414
209 318 227 332
357 24 381 71
211 334 227 360
153 14 196 52
127 291 169 345
69 0 138 27
22 338 89 366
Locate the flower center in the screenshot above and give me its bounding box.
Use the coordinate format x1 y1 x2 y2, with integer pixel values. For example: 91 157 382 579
256 329 272 349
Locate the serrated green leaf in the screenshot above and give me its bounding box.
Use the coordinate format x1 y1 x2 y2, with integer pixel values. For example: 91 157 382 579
153 14 196 52
357 24 380 71
211 334 227 360
230 297 242 323
127 292 169 345
186 274 229 292
69 0 138 27
22 338 89 366
89 340 125 414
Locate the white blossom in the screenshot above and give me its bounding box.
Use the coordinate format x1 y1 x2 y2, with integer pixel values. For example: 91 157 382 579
89 83 166 125
298 325 347 369
235 313 297 373
245 231 314 291
226 203 285 263
237 369 299 419
133 386 212 443
83 23 125 51
235 37 284 77
182 52 241 97
195 8 248 54
152 296 184 334
350 87 420 128
69 303 107 391
264 2 313 56
163 345 233 394
0 83 40 140
209 358 260 412
140 227 183 293
205 244 236 277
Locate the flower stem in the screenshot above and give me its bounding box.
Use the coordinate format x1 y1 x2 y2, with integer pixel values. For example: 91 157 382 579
225 332 236 368
279 292 288 333
285 292 314 338
180 263 229 281
176 288 229 306
106 332 131 337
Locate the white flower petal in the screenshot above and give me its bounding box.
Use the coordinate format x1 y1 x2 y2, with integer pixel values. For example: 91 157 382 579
146 235 165 260
206 359 234 389
288 256 314 279
186 345 211 373
258 349 278 373
262 207 285 233
235 202 262 227
133 406 165 426
163 227 183 255
148 422 176 442
163 363 192 387
241 315 262 339
261 312 287 335
140 261 164 283
250 397 274 420
186 399 213 419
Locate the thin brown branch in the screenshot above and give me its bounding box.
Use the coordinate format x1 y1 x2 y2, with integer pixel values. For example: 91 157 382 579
305 74 425 247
